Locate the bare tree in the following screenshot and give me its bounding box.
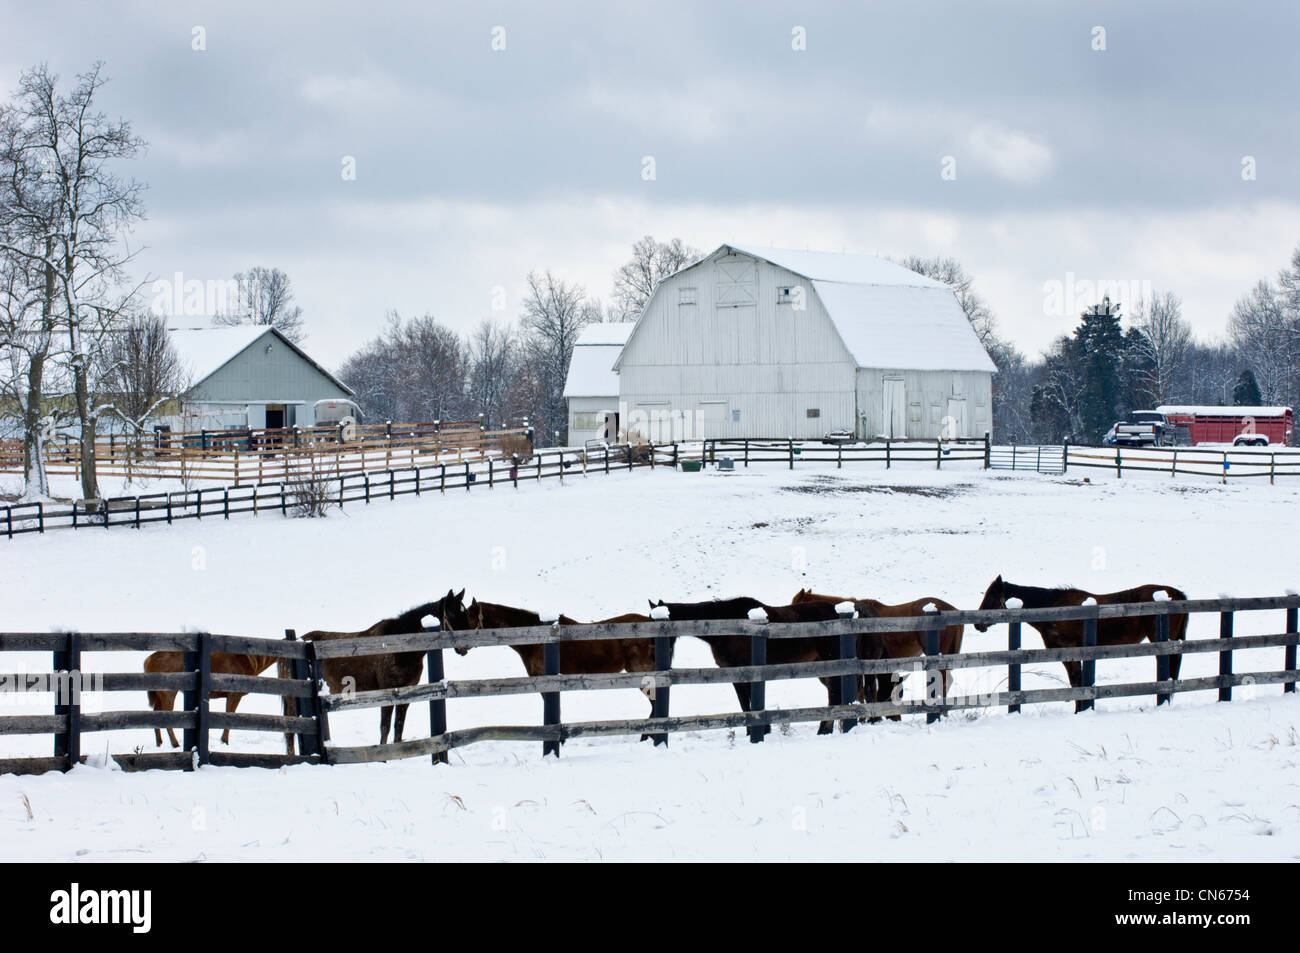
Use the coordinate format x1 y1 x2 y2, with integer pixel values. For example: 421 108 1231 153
1228 279 1294 404
466 319 518 430
1131 291 1192 405
214 265 305 342
611 236 699 320
520 270 597 444
99 314 190 433
0 63 146 501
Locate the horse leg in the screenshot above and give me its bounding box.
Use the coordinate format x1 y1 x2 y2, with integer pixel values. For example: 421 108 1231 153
379 705 393 745
222 694 244 745
1063 660 1083 688
152 690 181 747
393 702 410 743
817 677 836 735
883 673 903 723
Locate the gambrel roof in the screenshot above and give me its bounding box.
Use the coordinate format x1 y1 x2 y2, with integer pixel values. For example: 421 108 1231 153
618 243 997 374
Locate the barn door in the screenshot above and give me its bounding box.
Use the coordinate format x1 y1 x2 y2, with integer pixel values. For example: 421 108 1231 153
883 379 905 438
715 257 757 308
945 397 967 439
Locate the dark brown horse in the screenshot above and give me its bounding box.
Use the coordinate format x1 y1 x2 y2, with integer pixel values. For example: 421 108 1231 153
648 597 855 734
974 576 1188 687
304 589 470 745
458 601 663 739
144 651 293 750
791 588 965 719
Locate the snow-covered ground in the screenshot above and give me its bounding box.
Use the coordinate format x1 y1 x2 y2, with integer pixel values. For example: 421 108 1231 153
3 458 1299 861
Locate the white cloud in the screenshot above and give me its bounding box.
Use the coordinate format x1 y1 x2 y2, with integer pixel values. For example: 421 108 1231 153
963 122 1053 185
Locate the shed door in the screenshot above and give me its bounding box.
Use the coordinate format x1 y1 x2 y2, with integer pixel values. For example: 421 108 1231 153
883 379 905 438
945 397 967 439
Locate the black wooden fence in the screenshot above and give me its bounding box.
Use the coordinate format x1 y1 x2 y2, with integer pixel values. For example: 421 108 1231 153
3 595 1296 775
1 437 992 540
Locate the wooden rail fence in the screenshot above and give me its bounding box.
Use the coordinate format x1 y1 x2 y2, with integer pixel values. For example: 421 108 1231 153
0 421 530 486
3 595 1296 775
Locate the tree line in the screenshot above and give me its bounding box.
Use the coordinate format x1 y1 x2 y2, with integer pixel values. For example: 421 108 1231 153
336 237 697 444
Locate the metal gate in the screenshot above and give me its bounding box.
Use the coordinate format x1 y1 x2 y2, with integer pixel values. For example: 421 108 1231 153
988 444 1065 474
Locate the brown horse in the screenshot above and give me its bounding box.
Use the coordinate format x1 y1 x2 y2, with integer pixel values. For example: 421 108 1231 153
648 597 855 734
974 576 1188 687
458 601 663 739
304 589 470 745
145 651 291 749
792 588 965 719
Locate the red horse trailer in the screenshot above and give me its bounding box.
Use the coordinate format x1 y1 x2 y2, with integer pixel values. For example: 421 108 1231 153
1157 405 1294 446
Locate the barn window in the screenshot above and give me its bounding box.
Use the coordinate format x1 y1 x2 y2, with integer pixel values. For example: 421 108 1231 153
679 287 697 306
806 408 820 419
732 409 741 422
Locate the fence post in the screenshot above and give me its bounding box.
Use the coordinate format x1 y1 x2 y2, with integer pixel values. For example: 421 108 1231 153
364 472 370 504
1286 607 1297 695
223 487 230 520
1116 446 1122 479
196 632 211 766
626 443 633 471
1155 613 1171 706
748 615 768 743
924 617 941 724
984 431 991 469
885 438 891 469
1062 437 1069 473
744 439 749 468
423 619 448 765
1007 619 1021 714
1077 614 1097 713
53 633 81 770
672 442 679 469
37 502 44 534
1218 611 1234 702
936 438 942 470
651 631 671 747
488 458 494 488
284 630 315 758
788 439 794 470
4 505 10 539
542 625 561 758
389 469 395 500
837 606 856 733
441 463 446 493
306 645 330 760
464 461 471 491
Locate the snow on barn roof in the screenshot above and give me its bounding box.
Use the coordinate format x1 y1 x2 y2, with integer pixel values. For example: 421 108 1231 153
563 323 633 398
167 325 269 382
1157 405 1293 417
707 244 995 373
812 280 997 373
167 325 354 394
724 243 950 289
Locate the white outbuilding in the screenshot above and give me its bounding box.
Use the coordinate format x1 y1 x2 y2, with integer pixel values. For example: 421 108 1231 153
613 243 996 441
563 322 634 446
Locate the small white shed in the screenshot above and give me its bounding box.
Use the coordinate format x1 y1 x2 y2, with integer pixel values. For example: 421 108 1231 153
563 323 634 446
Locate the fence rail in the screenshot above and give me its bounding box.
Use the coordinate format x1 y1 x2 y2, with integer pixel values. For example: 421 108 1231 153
2 595 1296 775
0 421 530 486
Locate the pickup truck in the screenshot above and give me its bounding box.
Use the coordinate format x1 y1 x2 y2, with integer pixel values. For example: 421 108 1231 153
1113 411 1175 447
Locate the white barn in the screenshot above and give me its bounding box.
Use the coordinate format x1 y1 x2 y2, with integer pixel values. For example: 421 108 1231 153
563 323 634 446
613 243 996 441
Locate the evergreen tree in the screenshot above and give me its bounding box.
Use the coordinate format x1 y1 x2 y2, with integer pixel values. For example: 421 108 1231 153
1074 297 1126 444
1233 369 1262 406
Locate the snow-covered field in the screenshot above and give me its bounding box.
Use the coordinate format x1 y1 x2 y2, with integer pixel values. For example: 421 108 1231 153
3 459 1299 861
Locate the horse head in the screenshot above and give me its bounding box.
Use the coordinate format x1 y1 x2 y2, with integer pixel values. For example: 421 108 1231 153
974 575 1006 632
439 588 470 633
455 597 484 656
791 588 814 604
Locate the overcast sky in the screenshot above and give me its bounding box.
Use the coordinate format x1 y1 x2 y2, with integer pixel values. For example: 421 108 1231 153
3 0 1298 366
